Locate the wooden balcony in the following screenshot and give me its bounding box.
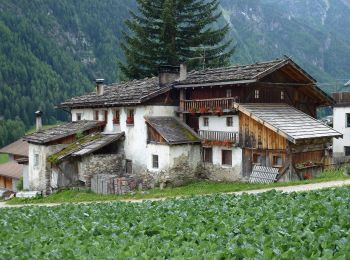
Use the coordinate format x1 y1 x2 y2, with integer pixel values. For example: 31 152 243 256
199 130 238 143
180 97 237 113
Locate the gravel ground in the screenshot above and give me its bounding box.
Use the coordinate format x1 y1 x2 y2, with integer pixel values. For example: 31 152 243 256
1 179 350 209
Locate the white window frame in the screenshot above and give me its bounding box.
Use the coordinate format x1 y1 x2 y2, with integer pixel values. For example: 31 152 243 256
254 90 260 99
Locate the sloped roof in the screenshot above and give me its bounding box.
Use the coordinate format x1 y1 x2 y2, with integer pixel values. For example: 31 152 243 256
48 132 124 163
175 57 302 87
60 77 171 108
234 103 342 143
0 161 23 179
0 139 28 157
145 117 201 145
23 121 104 144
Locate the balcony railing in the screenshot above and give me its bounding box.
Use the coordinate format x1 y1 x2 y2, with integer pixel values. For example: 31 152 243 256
199 130 238 143
180 97 237 113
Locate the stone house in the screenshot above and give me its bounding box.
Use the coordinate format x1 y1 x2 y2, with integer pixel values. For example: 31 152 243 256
23 56 342 194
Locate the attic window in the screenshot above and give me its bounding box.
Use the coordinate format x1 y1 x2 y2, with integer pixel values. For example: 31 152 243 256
76 113 82 121
126 109 134 125
152 155 159 169
281 91 285 100
113 110 120 124
254 90 260 99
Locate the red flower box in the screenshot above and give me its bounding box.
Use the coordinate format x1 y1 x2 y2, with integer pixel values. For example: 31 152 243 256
126 116 134 125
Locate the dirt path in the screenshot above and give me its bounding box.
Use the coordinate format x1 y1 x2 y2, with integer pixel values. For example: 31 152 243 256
1 179 350 209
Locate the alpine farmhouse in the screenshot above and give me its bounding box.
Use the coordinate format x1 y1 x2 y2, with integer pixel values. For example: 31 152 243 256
22 57 342 194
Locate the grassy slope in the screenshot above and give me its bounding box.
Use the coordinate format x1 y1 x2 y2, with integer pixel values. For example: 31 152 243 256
0 154 9 164
8 168 350 205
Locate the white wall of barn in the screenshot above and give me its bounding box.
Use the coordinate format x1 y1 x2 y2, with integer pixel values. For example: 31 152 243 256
333 107 349 156
198 115 239 132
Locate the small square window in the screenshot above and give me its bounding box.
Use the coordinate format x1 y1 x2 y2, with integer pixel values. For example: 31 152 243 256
76 113 82 121
152 155 159 169
254 90 260 99
226 117 233 127
203 147 213 163
346 114 350 127
94 111 99 121
126 109 134 125
272 155 283 167
226 89 232 98
113 110 120 124
345 147 350 156
222 150 232 166
126 160 133 174
281 91 285 100
34 154 39 167
203 117 209 127
253 153 262 165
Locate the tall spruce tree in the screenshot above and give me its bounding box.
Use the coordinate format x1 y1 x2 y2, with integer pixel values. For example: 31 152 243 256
120 0 233 79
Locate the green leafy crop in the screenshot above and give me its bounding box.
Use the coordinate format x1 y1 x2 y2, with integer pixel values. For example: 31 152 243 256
1 187 350 258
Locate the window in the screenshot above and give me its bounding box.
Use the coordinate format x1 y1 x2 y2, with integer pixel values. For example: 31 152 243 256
104 110 108 122
254 90 260 99
222 150 232 166
152 155 159 168
34 154 39 167
281 91 285 100
226 89 232 98
253 153 262 165
76 113 82 121
226 117 233 127
346 114 350 127
113 110 120 124
126 109 134 125
94 111 99 121
272 155 283 167
203 147 213 163
203 117 209 127
126 160 133 174
345 146 350 156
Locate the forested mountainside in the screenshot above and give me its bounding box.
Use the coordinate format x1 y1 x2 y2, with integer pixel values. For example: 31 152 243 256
0 0 350 146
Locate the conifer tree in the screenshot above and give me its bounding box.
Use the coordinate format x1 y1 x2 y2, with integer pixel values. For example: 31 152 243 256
120 0 234 79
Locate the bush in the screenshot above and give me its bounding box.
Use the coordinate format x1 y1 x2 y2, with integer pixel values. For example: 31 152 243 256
16 177 23 191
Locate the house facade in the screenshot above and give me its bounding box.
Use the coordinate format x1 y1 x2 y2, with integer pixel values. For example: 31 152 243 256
23 57 342 194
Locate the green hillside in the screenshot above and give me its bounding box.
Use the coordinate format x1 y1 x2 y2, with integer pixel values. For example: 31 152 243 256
0 0 350 146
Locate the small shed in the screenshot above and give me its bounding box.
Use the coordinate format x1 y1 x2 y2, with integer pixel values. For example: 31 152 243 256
234 103 342 181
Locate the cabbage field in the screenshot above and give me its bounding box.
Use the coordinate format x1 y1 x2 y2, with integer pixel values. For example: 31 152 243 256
1 187 350 258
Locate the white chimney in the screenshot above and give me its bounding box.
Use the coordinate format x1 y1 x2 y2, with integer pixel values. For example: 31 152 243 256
96 79 104 96
179 63 187 81
35 111 43 131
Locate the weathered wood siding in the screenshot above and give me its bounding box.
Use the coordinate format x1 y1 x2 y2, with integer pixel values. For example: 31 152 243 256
239 112 287 150
0 176 13 190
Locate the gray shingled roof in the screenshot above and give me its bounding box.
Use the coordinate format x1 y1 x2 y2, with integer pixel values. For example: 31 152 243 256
145 117 201 145
175 58 292 87
0 139 28 157
234 103 342 143
49 133 124 162
23 121 104 144
60 77 171 108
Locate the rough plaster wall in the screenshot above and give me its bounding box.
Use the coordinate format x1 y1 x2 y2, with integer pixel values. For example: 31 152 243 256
28 144 67 191
51 161 80 189
22 165 29 190
333 107 348 156
147 144 170 172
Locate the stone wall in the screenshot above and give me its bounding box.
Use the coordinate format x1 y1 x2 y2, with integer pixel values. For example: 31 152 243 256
83 154 125 177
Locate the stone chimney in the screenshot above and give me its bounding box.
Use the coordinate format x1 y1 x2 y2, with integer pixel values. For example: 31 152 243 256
179 63 187 81
35 111 43 131
96 79 104 96
159 65 180 86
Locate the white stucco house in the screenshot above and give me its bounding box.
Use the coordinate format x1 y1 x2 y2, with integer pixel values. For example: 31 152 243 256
22 57 341 194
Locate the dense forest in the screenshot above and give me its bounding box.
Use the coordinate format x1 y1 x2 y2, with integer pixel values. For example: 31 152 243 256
0 0 350 147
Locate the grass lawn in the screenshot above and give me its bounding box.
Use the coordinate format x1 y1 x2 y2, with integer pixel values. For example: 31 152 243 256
0 154 9 164
8 167 350 205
